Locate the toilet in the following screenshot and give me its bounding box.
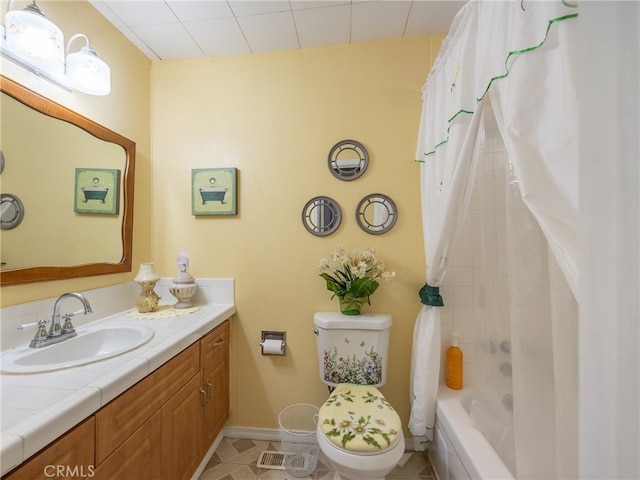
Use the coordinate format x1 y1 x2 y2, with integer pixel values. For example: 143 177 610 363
313 312 405 480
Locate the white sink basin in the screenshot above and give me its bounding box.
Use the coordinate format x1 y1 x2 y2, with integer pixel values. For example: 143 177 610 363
1 324 155 374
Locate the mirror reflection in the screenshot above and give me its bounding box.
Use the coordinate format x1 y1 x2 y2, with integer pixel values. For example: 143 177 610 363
356 193 398 234
302 196 342 236
0 76 135 285
328 139 368 181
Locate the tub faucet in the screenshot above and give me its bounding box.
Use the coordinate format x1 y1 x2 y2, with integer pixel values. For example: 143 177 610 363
19 292 93 348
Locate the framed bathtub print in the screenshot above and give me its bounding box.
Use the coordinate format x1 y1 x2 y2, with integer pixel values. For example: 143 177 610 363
74 168 120 214
192 168 237 216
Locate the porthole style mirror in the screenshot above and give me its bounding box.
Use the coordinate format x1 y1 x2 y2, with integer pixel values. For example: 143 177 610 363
302 196 342 236
1 194 25 229
328 139 369 181
356 193 398 235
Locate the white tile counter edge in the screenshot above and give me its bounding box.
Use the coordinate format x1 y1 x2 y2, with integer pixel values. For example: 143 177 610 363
0 278 235 476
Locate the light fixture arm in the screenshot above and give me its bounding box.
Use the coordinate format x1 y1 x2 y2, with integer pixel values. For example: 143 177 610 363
65 33 97 72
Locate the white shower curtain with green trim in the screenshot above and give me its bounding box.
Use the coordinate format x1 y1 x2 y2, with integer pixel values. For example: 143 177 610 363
410 0 581 472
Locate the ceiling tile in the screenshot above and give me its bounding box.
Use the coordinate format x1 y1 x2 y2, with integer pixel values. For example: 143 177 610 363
90 0 464 61
293 5 351 49
118 26 161 60
228 1 292 17
132 23 204 59
237 11 299 54
351 1 412 43
184 17 251 57
167 1 235 23
103 1 179 27
290 1 350 11
405 1 466 35
89 1 126 28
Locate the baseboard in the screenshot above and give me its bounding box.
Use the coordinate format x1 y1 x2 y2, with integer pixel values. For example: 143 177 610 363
223 426 282 442
222 426 416 451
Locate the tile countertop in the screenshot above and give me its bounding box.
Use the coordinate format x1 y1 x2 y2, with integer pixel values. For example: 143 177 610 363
0 279 235 476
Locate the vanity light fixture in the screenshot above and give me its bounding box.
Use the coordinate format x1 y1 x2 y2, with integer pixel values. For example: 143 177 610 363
3 0 63 76
1 0 111 95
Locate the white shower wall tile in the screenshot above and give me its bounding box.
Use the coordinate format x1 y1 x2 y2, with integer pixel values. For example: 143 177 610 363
451 247 473 268
452 286 474 306
451 306 474 325
438 119 509 387
451 267 474 286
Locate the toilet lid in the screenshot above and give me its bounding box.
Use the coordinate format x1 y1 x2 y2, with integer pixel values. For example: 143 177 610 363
318 383 401 453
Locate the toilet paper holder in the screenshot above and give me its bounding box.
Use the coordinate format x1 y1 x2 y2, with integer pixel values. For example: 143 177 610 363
260 330 286 356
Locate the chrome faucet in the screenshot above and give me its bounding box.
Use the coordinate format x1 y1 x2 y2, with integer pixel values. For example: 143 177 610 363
18 292 93 348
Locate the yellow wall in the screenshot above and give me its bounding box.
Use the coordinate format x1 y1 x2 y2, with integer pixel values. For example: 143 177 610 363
0 0 152 305
1 0 446 435
151 36 442 433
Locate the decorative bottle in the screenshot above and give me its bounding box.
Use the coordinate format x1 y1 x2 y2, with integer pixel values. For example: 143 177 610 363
134 263 161 313
446 333 463 390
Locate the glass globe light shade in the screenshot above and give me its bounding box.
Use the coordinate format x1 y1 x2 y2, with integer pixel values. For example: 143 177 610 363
5 2 64 76
66 44 110 96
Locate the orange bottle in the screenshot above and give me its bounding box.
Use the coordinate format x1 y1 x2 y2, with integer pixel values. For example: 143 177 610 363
446 333 463 390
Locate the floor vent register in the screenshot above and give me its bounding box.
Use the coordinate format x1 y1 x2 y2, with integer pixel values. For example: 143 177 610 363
256 450 313 471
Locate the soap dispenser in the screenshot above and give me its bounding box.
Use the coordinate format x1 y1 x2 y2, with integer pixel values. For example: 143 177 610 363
446 333 463 390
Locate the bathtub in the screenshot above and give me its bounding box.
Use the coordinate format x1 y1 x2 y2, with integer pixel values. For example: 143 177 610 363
429 386 514 480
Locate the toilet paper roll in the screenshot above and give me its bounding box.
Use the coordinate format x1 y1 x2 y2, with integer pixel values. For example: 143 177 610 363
262 338 284 355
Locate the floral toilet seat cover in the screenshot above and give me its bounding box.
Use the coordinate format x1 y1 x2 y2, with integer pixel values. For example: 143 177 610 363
318 383 401 453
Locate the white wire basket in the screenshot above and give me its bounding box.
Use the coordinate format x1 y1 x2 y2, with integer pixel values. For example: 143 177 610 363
278 403 320 477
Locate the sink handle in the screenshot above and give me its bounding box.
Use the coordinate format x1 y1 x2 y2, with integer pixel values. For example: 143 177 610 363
17 319 48 331
62 315 76 334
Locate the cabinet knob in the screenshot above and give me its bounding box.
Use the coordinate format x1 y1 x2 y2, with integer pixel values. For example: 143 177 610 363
212 338 225 348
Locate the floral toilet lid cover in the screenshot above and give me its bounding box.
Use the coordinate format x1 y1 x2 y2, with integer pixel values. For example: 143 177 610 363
318 383 401 453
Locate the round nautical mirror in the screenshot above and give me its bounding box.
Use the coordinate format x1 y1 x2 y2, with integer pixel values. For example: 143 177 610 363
1 194 25 229
301 196 342 236
355 193 398 235
328 139 369 181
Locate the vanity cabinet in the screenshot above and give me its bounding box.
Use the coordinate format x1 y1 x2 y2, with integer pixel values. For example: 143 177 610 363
95 342 201 465
1 319 231 480
2 418 95 480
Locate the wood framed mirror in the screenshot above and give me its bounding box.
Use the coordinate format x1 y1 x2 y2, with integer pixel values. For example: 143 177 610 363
0 75 135 285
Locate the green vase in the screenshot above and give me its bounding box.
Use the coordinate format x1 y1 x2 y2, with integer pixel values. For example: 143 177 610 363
339 295 367 315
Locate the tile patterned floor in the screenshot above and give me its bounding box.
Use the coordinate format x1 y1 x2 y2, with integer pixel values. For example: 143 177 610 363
198 437 436 480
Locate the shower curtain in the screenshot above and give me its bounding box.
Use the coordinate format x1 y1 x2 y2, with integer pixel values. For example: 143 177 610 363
411 0 639 478
470 110 579 477
410 0 581 475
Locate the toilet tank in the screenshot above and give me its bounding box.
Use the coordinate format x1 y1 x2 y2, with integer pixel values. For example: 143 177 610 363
314 312 392 388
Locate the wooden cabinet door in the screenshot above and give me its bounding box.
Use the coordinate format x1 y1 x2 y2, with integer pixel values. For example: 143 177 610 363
161 372 204 480
201 320 230 449
2 418 94 480
95 342 200 464
209 357 229 439
93 411 162 480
